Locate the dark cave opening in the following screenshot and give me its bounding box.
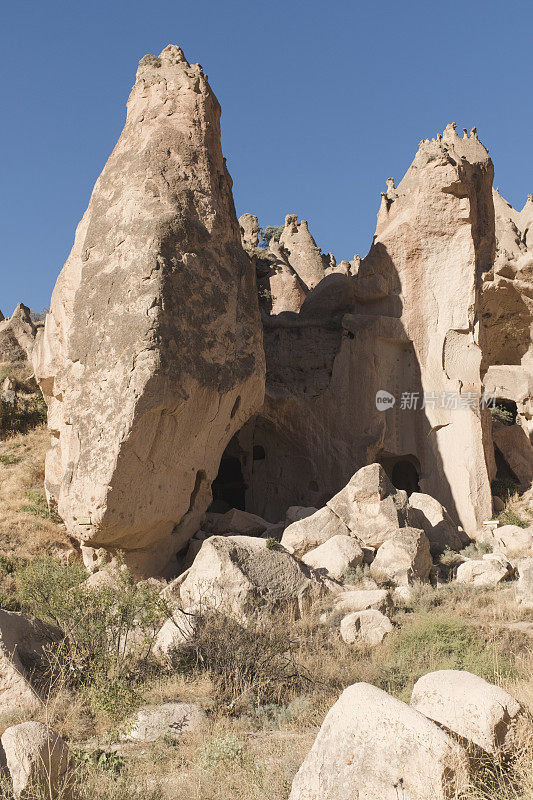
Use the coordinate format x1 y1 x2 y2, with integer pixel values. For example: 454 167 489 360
390 459 421 496
209 455 247 513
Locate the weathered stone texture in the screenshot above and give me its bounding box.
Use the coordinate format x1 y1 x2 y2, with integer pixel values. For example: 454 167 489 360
34 46 265 574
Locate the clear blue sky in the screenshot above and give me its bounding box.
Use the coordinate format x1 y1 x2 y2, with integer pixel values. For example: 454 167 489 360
1 0 532 316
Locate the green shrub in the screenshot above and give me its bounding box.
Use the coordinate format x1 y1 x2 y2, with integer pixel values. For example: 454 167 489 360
373 613 515 701
197 734 247 769
497 509 528 528
259 225 283 247
461 541 493 559
14 555 168 722
0 453 21 465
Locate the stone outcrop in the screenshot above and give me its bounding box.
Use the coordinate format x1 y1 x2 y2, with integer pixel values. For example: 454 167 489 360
288 682 469 800
178 535 324 620
407 492 467 556
33 46 265 575
1 722 71 800
0 610 62 717
278 215 327 290
302 534 363 580
516 556 533 607
228 125 495 537
411 670 525 755
455 552 513 586
120 702 206 742
370 527 432 586
339 609 392 646
0 304 39 366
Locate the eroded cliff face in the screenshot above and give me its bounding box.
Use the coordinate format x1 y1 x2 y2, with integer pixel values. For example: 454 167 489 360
234 125 496 534
34 45 265 575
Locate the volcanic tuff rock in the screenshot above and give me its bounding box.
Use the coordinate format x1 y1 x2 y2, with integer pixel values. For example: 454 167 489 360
33 46 265 575
0 304 39 366
238 124 496 535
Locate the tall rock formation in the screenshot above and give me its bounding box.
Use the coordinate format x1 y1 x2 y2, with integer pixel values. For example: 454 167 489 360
225 125 494 535
34 45 265 575
0 304 39 366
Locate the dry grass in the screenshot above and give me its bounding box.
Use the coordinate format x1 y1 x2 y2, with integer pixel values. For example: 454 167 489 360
0 425 70 563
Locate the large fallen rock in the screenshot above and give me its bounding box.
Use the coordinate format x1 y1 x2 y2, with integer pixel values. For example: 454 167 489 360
339 609 392 647
0 610 62 717
493 525 533 558
516 557 533 607
1 722 71 800
281 506 350 557
179 535 323 620
455 553 513 586
0 304 38 366
408 492 466 555
332 588 392 615
206 509 270 537
302 534 363 580
411 670 526 755
288 682 469 800
33 45 265 576
326 464 409 548
370 527 432 586
121 702 206 742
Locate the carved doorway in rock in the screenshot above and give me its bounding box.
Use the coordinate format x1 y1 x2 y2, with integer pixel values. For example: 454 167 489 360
377 452 421 496
210 455 247 513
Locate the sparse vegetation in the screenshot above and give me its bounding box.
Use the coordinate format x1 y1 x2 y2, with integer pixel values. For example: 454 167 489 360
258 225 283 248
498 508 529 528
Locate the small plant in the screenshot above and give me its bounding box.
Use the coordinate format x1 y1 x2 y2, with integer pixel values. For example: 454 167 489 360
438 547 464 568
21 488 56 518
0 453 21 465
197 734 246 769
497 508 528 528
490 404 515 425
341 564 368 585
265 537 280 550
461 541 493 559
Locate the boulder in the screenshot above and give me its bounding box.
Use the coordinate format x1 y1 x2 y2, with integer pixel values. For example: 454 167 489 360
299 273 356 320
455 553 513 586
1 722 71 800
411 670 526 755
288 682 469 800
152 610 196 666
332 588 392 616
339 609 393 647
285 506 318 527
281 506 350 557
179 535 323 620
407 492 466 555
370 527 432 586
326 464 409 548
302 534 364 580
33 45 265 576
208 509 269 537
121 702 205 742
493 525 533 558
0 610 62 717
516 557 533 608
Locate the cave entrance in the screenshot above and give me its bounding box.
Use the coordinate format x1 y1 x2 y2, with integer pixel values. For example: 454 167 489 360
210 456 247 513
377 452 421 496
391 460 420 495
